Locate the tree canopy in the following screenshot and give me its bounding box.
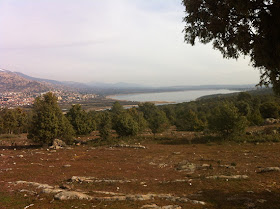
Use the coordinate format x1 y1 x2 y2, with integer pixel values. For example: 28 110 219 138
28 92 74 145
182 0 280 93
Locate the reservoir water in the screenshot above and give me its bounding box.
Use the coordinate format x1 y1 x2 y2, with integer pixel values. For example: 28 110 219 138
109 89 240 104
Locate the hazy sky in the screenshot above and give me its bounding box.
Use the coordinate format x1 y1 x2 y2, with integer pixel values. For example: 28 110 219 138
0 0 260 86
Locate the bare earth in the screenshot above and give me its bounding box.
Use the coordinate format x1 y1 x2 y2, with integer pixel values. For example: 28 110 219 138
1 136 280 209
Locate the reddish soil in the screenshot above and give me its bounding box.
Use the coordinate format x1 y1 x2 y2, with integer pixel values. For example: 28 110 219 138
1 136 280 208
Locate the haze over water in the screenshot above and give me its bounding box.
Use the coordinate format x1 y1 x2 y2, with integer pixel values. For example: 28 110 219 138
110 89 240 103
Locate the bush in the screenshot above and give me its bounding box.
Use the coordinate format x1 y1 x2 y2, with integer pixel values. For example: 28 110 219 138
208 102 248 138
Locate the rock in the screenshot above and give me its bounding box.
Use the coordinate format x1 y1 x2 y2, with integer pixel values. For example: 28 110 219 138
206 175 249 180
158 163 168 168
42 188 64 194
70 176 136 184
63 164 71 168
172 152 181 155
175 161 196 174
257 167 280 173
141 204 160 209
54 191 92 200
111 144 146 149
141 204 182 209
19 189 37 195
16 181 54 190
219 164 236 169
14 180 206 205
24 204 34 209
257 199 267 203
17 155 24 158
162 206 182 209
264 118 279 125
50 139 67 150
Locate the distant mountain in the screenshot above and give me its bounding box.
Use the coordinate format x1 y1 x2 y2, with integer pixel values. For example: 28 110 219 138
86 81 146 89
14 71 63 85
0 68 257 95
0 70 51 93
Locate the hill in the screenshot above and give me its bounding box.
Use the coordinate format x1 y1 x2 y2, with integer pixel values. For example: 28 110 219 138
0 70 50 93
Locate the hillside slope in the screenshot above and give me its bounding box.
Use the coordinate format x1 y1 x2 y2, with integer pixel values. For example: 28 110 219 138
0 70 50 93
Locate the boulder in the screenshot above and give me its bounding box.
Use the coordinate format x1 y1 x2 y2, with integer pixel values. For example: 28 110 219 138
50 139 67 149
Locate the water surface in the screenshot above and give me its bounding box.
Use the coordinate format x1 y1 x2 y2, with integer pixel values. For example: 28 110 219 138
110 89 240 104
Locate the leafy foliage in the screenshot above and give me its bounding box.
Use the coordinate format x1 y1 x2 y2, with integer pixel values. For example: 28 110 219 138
27 92 74 145
182 0 280 93
114 112 139 137
98 111 112 140
175 109 205 131
259 101 279 118
67 104 95 135
208 102 248 137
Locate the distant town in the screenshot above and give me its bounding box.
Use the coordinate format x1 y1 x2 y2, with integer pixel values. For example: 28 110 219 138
0 91 97 108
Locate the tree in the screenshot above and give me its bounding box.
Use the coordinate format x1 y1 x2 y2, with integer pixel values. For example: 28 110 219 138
237 92 252 102
176 109 205 131
28 92 74 145
14 108 27 134
127 107 147 133
98 112 112 140
208 102 248 137
138 102 170 136
67 104 95 135
2 109 17 134
0 115 3 134
114 112 139 137
111 101 124 114
259 101 279 118
235 101 251 117
148 110 170 137
182 1 280 93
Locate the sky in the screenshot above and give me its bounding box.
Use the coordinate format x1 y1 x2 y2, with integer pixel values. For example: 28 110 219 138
0 0 261 87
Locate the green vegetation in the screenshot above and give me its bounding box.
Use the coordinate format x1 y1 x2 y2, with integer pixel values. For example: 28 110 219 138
67 104 96 135
27 92 74 145
182 1 280 94
208 102 248 138
2 90 280 145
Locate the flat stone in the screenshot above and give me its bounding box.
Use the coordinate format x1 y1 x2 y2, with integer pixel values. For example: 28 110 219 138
257 167 280 173
54 191 92 200
206 175 249 180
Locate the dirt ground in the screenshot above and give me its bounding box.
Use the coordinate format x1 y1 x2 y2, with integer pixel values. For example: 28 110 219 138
1 135 280 209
